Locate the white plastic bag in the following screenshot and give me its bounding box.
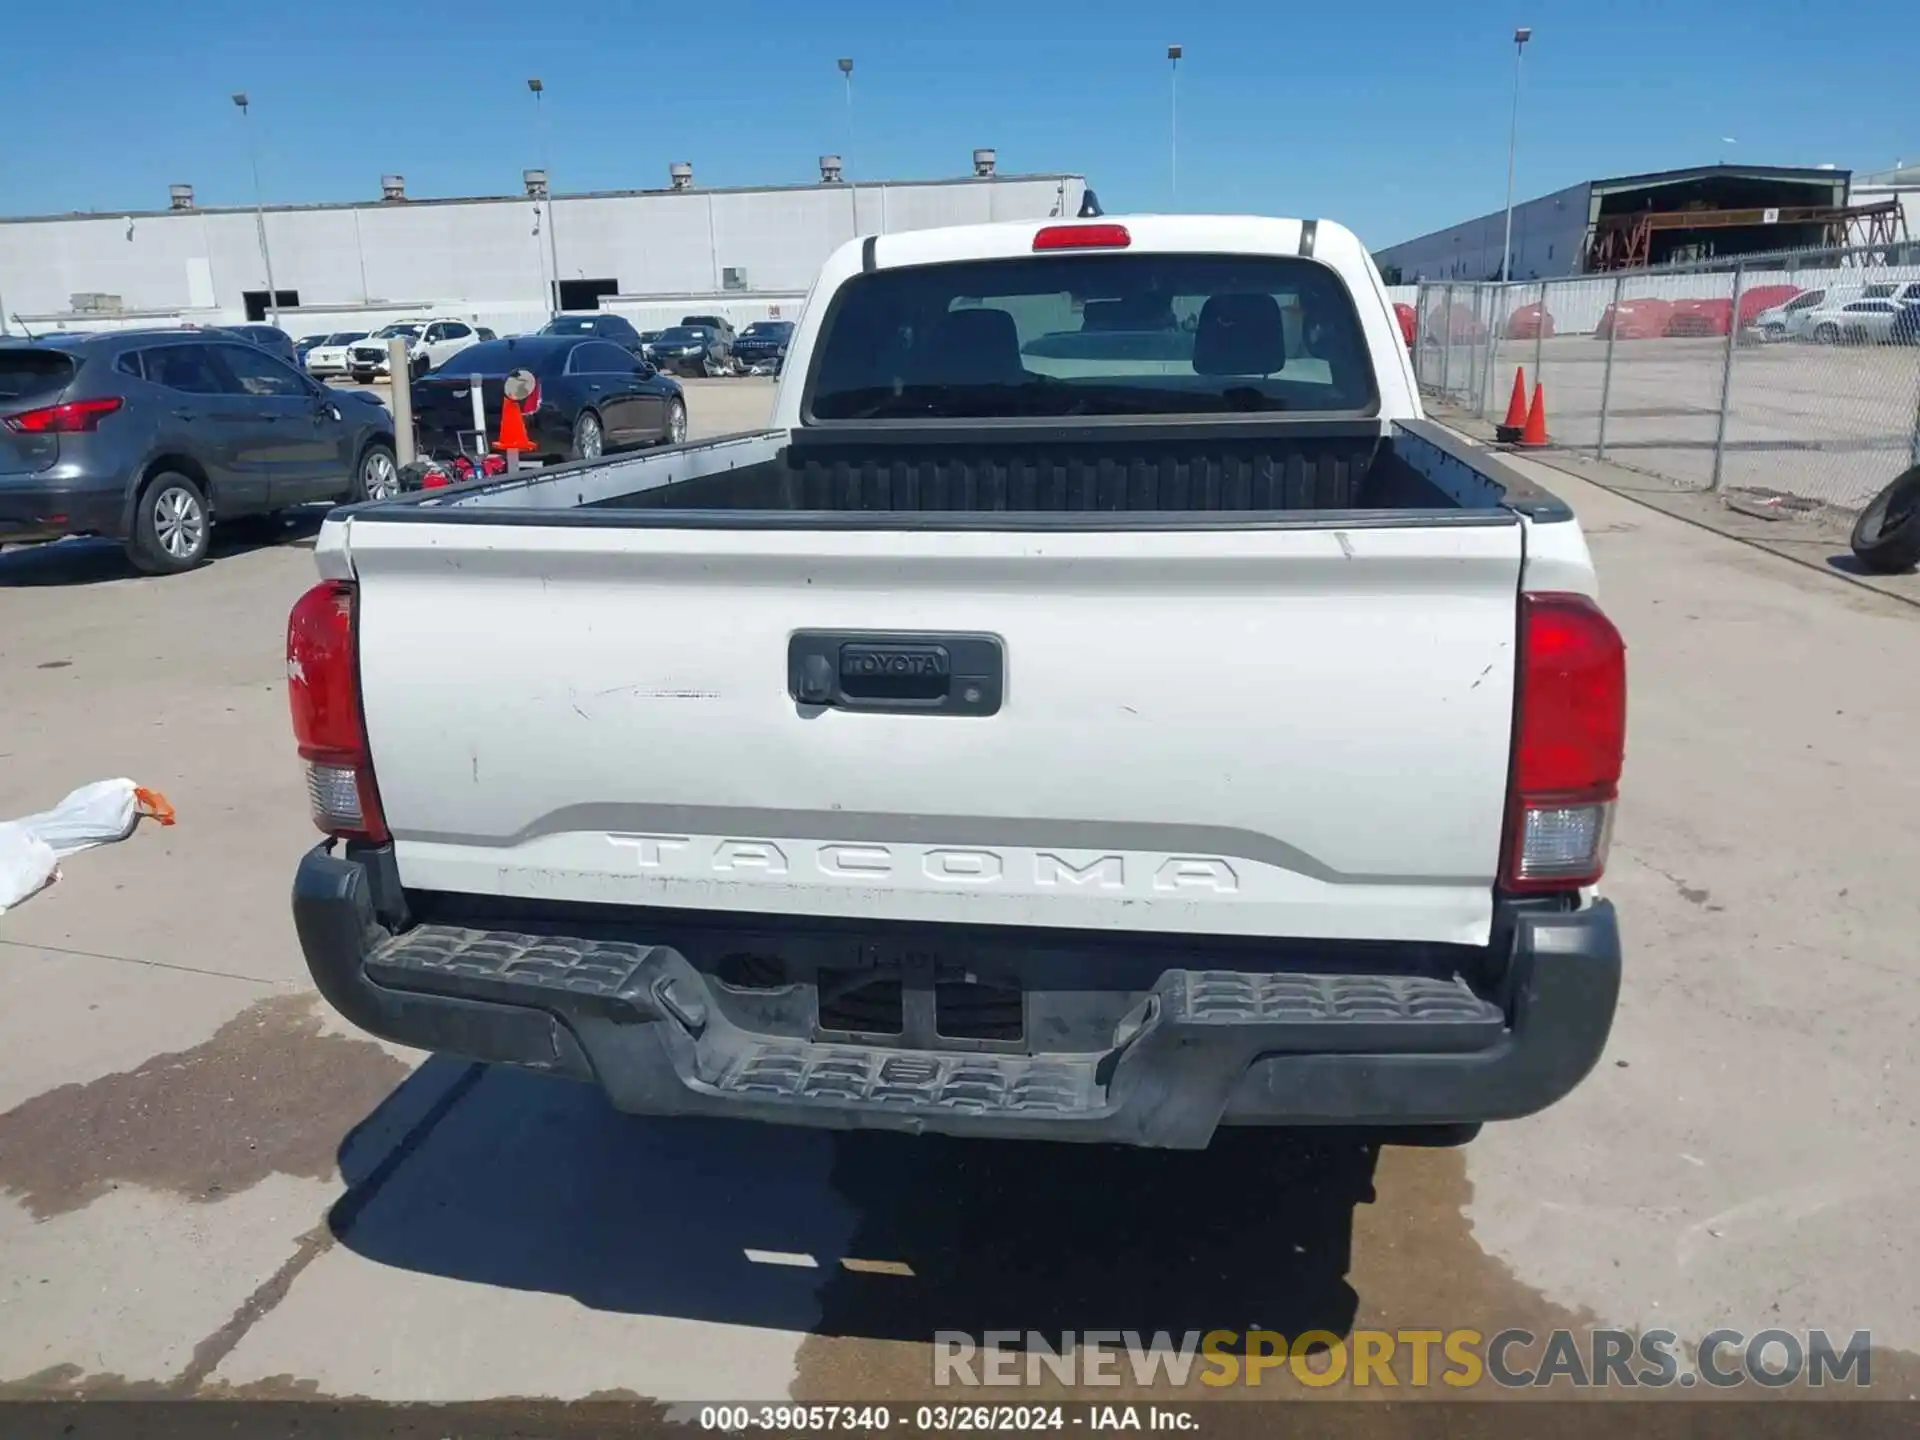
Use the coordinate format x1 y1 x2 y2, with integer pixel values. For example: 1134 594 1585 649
0 779 175 914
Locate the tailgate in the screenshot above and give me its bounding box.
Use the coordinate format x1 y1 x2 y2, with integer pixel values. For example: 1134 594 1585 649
348 518 1523 945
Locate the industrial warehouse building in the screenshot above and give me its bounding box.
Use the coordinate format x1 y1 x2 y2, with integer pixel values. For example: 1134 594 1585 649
1373 163 1912 282
0 155 1088 339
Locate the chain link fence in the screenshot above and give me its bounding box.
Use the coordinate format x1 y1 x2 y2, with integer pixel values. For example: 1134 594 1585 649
1410 246 1920 518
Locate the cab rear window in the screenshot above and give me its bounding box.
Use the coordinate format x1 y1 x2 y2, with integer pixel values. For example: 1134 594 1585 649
806 253 1378 420
0 350 76 404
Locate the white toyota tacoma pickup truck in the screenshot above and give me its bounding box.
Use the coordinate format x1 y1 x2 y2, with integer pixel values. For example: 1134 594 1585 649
289 214 1626 1148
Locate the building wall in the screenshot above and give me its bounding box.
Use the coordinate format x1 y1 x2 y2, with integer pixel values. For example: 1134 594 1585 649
1373 182 1594 284
0 175 1084 336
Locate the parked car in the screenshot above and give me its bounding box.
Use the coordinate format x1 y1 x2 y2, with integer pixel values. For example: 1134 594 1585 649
224 324 301 369
289 213 1626 1149
1801 298 1906 345
1594 298 1673 340
1891 301 1920 346
648 323 734 377
303 331 369 378
1751 284 1905 340
347 320 483 383
0 329 396 573
731 320 795 373
408 334 687 462
295 334 331 362
538 313 648 353
679 314 735 340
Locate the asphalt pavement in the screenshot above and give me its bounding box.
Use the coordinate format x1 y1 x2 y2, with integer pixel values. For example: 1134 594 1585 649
1 378 1916 1409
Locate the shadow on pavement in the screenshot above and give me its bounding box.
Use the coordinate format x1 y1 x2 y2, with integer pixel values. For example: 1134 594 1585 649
329 1064 1375 1346
0 509 324 587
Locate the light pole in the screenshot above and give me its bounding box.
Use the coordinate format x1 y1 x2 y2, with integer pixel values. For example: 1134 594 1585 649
1168 45 1182 206
1498 28 1531 283
837 58 856 236
529 78 560 316
231 92 279 326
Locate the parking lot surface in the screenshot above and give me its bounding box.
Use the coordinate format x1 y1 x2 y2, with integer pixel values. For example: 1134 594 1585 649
1431 334 1920 511
2 379 1917 1405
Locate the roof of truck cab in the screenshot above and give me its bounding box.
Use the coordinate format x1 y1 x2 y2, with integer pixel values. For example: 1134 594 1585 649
864 215 1360 271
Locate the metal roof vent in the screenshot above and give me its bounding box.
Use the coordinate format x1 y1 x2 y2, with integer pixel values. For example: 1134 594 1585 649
669 162 693 191
819 154 844 184
523 168 549 198
973 147 997 178
380 174 407 201
168 184 195 210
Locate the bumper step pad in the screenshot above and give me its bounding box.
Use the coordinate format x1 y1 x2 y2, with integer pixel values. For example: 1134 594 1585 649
363 923 1508 1142
723 1044 1098 1115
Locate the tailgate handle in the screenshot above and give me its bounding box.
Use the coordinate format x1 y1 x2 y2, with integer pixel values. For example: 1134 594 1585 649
789 632 1003 717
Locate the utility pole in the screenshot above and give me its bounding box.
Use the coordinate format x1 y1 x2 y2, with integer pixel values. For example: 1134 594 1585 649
1499 28 1531 283
838 58 857 237
529 78 560 316
1168 45 1183 206
231 93 280 326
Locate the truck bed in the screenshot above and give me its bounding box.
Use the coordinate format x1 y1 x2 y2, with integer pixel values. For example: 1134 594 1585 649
395 417 1568 526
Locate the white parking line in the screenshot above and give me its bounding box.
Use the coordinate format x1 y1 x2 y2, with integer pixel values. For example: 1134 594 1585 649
742 1249 820 1268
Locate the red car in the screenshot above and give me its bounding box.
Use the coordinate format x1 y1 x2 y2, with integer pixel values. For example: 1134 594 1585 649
1594 298 1675 340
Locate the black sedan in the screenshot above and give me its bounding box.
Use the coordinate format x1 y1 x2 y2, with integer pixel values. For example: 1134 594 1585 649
538 312 648 353
410 335 687 463
646 324 732 377
731 320 794 374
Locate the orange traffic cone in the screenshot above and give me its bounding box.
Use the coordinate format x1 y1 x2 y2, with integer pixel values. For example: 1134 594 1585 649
495 396 535 454
1518 382 1549 447
1495 367 1528 443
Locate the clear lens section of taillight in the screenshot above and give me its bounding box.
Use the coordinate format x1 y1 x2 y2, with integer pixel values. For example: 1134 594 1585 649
1513 802 1614 884
304 762 367 834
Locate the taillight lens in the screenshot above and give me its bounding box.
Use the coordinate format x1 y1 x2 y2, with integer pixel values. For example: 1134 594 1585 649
4 396 123 433
287 579 388 843
1502 592 1626 892
1032 223 1131 251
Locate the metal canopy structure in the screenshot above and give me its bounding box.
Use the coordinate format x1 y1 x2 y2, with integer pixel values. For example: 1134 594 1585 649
1586 199 1907 270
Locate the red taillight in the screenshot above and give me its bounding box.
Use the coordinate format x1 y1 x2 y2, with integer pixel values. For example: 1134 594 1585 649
1501 592 1626 892
1032 224 1131 251
287 579 388 843
3 396 123 434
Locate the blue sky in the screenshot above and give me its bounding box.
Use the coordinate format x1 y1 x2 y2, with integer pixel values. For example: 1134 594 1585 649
8 0 1911 249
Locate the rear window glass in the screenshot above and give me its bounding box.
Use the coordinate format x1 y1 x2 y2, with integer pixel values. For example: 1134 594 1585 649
0 350 77 404
424 338 565 375
806 254 1378 420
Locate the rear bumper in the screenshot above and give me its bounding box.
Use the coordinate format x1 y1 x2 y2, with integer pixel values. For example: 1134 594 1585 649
293 845 1621 1148
0 471 129 541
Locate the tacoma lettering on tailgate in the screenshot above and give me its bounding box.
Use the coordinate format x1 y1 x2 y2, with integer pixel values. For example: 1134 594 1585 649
606 835 1240 894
